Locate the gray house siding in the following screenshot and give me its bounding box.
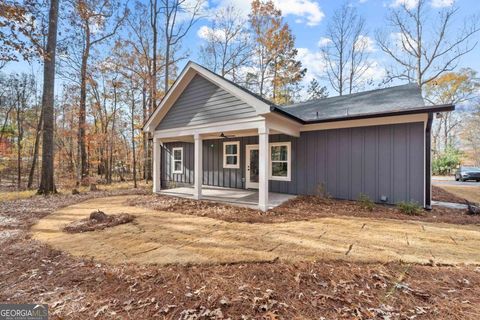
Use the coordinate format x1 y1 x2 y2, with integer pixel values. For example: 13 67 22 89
161 142 194 188
161 122 425 205
156 74 258 130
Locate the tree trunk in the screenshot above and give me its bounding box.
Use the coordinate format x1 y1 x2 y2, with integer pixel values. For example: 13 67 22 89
38 0 59 195
27 110 43 188
142 84 148 181
131 89 137 188
107 84 118 184
16 109 22 190
78 28 90 185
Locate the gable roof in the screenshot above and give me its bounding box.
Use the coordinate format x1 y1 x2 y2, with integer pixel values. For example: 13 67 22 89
143 61 273 132
273 84 454 123
145 62 455 132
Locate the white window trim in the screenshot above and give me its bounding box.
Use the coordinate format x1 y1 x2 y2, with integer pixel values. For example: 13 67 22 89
223 141 240 169
172 147 183 174
269 142 291 181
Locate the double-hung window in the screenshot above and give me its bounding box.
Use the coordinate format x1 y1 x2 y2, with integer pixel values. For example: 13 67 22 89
223 141 240 169
269 142 291 181
172 147 183 174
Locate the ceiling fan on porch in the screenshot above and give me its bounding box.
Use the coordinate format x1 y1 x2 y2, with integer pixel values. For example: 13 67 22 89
219 132 235 139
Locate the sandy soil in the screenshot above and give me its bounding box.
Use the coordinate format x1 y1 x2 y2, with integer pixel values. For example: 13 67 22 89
32 196 480 266
2 191 480 319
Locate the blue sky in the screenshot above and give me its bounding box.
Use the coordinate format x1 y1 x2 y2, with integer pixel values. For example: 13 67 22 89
190 0 480 91
4 0 480 94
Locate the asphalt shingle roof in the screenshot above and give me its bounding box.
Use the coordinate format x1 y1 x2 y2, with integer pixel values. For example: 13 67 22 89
276 84 428 123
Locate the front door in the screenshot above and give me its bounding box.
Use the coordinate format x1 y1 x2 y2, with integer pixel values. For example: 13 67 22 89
246 144 259 189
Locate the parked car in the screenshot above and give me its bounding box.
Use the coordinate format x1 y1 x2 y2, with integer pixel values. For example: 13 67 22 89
455 166 480 182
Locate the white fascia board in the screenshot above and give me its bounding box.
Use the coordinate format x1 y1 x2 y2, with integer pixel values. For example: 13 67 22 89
301 113 428 132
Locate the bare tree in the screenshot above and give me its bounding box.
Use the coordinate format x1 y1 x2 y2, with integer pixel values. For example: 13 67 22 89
376 0 480 87
321 3 370 96
161 0 204 93
199 4 251 80
38 0 60 195
68 0 126 185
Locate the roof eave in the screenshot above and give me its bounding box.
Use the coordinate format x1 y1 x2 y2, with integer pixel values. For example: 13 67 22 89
269 106 305 124
272 104 455 125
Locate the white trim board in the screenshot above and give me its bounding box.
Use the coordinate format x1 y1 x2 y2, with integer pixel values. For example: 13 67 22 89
301 114 428 132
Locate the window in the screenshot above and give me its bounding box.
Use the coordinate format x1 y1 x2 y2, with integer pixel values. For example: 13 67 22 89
172 147 183 174
223 141 240 169
269 142 291 181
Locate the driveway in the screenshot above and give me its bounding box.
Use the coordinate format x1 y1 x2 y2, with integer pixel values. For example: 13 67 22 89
433 176 480 186
32 196 480 266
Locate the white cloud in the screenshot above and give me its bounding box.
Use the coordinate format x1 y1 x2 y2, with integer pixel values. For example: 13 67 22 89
275 0 325 26
430 0 454 8
296 47 328 82
317 37 332 47
355 35 376 53
197 25 226 41
390 0 453 9
211 0 251 17
361 60 386 82
297 47 386 88
390 0 419 9
211 0 325 26
391 32 416 50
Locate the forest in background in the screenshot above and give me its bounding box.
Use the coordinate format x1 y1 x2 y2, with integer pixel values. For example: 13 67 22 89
0 0 479 192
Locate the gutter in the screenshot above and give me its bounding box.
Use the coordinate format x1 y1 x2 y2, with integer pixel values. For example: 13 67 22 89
270 106 305 124
425 112 434 210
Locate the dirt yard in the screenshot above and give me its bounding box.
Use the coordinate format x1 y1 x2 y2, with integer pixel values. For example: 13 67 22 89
2 191 480 319
438 185 480 204
32 196 480 266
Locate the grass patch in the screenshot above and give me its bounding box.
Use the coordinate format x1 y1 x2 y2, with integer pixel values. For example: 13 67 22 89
397 201 423 215
357 193 374 211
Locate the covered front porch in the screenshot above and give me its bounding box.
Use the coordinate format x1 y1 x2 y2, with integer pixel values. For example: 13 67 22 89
159 186 296 210
151 115 301 211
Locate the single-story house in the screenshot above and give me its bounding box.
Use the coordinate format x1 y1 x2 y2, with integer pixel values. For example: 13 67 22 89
143 61 454 211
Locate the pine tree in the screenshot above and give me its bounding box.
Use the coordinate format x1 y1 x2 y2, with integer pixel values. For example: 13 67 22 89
306 79 328 101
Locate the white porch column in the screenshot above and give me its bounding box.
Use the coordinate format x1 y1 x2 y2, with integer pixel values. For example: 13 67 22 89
193 133 203 200
152 138 162 193
258 125 269 212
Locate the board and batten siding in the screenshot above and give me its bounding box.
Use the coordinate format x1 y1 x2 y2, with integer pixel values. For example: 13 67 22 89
161 122 425 205
156 74 258 130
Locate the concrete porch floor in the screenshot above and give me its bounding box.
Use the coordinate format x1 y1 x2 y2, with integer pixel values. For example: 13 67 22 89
159 186 296 210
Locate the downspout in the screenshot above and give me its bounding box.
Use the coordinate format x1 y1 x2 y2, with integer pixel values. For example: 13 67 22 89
425 113 433 210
